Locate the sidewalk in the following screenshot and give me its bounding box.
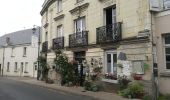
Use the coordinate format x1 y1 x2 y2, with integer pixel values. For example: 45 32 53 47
6 77 130 100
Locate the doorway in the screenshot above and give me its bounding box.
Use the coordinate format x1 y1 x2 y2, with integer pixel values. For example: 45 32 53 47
74 51 86 86
105 51 117 75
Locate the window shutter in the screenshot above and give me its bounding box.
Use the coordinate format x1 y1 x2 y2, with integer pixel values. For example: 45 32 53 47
150 0 162 11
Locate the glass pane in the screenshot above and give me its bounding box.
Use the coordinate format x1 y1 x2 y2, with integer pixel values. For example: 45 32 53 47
166 48 170 54
166 55 170 61
164 0 170 9
113 54 117 63
166 62 170 69
133 61 144 74
107 54 111 73
165 36 170 44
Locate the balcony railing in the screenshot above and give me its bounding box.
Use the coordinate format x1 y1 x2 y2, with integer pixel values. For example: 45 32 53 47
42 41 48 52
96 22 122 44
52 37 64 50
69 31 88 47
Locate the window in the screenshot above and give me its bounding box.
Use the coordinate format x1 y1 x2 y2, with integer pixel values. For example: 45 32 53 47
164 0 170 10
23 47 27 56
165 35 170 69
14 62 17 72
57 25 63 37
7 62 10 72
74 17 86 33
57 0 62 12
21 62 24 73
132 61 144 74
105 52 117 75
45 32 48 41
11 47 15 57
25 62 28 73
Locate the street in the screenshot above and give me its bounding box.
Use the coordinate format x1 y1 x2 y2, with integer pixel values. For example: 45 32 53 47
0 77 95 100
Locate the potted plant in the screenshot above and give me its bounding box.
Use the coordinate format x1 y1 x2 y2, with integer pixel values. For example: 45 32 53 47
133 74 143 80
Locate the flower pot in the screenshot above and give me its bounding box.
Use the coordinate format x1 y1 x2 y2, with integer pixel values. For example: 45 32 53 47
133 75 142 80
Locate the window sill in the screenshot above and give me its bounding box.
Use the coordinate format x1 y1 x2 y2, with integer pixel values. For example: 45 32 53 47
102 78 118 83
56 10 63 14
23 55 27 57
160 72 170 77
11 55 15 57
75 0 84 5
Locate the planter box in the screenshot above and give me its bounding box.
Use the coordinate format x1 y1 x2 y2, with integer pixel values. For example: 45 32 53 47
102 79 118 83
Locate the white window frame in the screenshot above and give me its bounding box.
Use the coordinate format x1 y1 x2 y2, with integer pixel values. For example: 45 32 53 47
23 47 27 56
57 0 62 13
57 25 63 37
164 0 170 10
164 35 170 70
104 50 117 75
74 17 86 33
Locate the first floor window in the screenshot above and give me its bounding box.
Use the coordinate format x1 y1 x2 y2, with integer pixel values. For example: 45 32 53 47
74 17 86 33
165 35 170 69
57 0 62 12
23 47 27 56
7 62 10 72
57 25 63 37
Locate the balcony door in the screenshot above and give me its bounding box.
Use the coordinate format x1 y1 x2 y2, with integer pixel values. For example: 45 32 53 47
105 7 116 40
106 51 117 75
74 17 86 33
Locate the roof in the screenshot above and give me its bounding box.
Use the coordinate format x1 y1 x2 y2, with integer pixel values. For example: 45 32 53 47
0 27 41 48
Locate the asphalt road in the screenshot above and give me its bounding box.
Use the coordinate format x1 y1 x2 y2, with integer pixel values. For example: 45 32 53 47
0 77 95 100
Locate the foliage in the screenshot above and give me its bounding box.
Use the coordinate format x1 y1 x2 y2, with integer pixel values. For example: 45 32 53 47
144 63 150 72
84 81 100 92
158 94 170 100
119 81 144 98
54 50 76 86
93 67 102 73
142 95 152 100
38 56 48 80
104 73 117 80
118 75 131 90
45 78 54 84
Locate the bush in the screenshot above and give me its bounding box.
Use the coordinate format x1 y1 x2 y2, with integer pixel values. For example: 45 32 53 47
158 94 170 100
119 81 144 99
118 75 131 90
45 78 54 84
84 81 100 92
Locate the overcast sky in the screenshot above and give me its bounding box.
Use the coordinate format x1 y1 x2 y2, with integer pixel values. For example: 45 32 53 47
0 0 44 36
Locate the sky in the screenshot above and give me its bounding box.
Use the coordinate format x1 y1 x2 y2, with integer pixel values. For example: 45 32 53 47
0 0 44 36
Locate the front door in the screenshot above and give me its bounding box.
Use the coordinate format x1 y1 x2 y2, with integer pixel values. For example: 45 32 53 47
106 52 117 75
74 51 86 86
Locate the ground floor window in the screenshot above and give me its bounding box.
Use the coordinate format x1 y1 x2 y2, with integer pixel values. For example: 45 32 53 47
105 51 117 80
25 62 28 73
7 62 10 72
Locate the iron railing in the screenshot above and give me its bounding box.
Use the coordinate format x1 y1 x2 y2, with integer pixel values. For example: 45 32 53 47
69 31 88 47
96 22 122 44
52 37 64 50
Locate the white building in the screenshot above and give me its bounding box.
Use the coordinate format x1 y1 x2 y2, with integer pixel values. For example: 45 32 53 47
0 27 40 78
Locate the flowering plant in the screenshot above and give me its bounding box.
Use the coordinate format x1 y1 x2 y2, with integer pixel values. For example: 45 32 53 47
104 73 117 80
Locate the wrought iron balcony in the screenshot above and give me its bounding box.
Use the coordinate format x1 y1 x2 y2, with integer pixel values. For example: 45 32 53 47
42 41 48 52
96 22 122 44
52 37 64 50
69 31 88 47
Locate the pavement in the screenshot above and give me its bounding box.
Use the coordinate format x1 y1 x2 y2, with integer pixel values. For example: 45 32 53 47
4 76 131 100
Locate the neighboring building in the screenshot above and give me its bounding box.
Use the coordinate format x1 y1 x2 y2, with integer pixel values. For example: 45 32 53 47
40 0 153 92
151 0 170 94
0 27 40 78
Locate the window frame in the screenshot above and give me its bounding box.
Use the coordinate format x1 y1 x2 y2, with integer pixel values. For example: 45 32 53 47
74 17 86 33
132 60 144 75
163 0 170 10
14 62 18 72
164 35 170 70
57 25 63 37
57 0 62 13
7 62 10 72
23 47 27 57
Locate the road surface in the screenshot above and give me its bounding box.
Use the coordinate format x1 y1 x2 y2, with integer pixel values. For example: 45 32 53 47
0 77 95 100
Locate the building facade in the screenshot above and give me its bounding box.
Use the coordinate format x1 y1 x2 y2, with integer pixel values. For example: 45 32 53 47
0 28 40 78
151 0 170 94
40 0 153 91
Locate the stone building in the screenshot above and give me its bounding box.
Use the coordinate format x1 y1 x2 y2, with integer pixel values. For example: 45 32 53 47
40 0 153 92
0 27 40 78
151 0 170 94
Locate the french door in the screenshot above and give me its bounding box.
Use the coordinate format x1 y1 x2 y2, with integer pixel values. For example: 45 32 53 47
106 52 117 75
